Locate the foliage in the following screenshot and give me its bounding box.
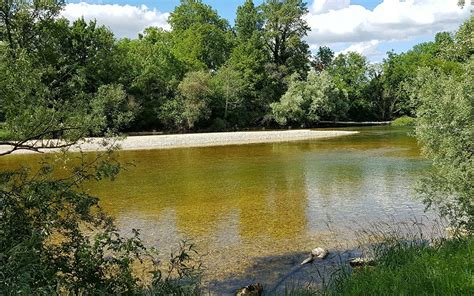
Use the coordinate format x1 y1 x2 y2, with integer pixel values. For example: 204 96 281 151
0 0 64 57
118 29 185 130
178 70 213 129
235 0 263 41
261 0 310 97
391 116 415 127
313 46 334 72
212 65 248 121
271 71 348 126
328 52 370 120
170 0 233 71
0 155 202 294
411 59 473 230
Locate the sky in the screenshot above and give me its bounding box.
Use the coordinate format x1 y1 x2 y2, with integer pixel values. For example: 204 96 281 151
63 0 472 61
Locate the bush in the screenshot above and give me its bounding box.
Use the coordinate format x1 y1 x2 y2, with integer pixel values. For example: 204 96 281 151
391 116 415 127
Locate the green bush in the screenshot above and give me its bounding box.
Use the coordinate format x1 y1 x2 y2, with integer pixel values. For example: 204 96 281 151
391 116 415 127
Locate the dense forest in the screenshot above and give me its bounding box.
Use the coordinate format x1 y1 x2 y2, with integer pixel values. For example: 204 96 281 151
1 0 471 134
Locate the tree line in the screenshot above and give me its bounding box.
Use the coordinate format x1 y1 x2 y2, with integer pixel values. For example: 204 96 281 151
2 0 470 135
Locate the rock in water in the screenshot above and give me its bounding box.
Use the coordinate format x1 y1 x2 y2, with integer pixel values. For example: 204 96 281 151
311 247 328 259
235 283 263 296
301 247 328 265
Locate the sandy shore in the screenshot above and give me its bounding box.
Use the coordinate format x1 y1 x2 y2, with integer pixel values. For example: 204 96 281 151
1 130 358 154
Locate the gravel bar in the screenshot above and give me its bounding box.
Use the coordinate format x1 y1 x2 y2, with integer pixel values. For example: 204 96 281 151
1 130 358 154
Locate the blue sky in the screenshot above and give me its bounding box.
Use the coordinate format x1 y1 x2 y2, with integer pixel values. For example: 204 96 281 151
64 1 471 61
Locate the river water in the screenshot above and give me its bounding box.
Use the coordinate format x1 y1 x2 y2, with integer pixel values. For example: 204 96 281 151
1 127 438 293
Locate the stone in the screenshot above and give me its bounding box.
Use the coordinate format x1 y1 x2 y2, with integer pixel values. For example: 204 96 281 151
235 283 264 296
301 247 328 265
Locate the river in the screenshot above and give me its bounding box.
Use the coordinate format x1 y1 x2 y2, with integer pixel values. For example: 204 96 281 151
0 127 438 293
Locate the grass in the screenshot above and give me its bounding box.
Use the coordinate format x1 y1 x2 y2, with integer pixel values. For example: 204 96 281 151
391 116 416 127
324 236 474 296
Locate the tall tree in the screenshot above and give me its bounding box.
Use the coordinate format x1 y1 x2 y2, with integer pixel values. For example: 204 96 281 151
261 0 310 77
212 65 248 121
169 0 232 70
328 52 370 120
178 70 213 129
0 0 64 57
313 46 334 72
119 28 185 130
169 0 228 32
235 0 263 40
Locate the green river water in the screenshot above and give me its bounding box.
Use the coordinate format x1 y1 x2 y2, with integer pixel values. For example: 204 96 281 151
0 127 438 293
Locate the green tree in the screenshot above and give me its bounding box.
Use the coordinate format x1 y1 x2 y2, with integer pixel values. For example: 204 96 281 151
119 28 185 130
178 70 213 129
0 0 64 57
411 59 473 230
271 71 349 126
170 0 232 70
261 0 310 87
169 0 228 32
329 52 370 120
313 46 334 72
212 65 248 122
235 0 263 40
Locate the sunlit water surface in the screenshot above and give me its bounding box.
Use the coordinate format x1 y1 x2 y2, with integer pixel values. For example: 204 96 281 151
1 127 438 293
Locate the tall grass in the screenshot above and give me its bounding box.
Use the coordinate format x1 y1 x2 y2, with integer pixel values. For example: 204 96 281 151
327 236 473 295
280 217 472 296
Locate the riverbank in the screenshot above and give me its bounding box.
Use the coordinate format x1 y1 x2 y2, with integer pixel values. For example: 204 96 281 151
0 130 358 154
306 236 473 296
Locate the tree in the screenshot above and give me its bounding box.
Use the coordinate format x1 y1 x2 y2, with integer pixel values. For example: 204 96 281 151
313 46 334 72
212 65 248 121
261 0 310 81
169 0 228 32
411 59 473 230
178 70 213 129
235 0 263 40
118 28 185 130
0 0 64 57
42 18 124 100
170 0 232 70
271 71 349 126
172 23 233 70
328 52 370 120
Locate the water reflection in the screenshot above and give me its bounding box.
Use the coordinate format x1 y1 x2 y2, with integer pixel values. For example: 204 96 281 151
0 127 434 291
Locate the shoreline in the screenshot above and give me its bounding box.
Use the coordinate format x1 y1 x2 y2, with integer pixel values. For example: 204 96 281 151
0 130 359 155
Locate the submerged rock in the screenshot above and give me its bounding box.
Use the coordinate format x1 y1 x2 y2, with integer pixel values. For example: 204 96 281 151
235 283 263 296
301 247 329 265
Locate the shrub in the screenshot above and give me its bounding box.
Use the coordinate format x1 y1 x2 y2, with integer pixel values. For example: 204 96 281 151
391 116 415 127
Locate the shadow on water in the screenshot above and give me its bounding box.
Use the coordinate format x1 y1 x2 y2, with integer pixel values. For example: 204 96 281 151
206 248 364 295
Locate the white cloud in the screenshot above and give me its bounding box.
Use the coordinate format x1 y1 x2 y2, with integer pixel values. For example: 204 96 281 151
61 3 170 39
306 0 471 57
338 40 381 57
